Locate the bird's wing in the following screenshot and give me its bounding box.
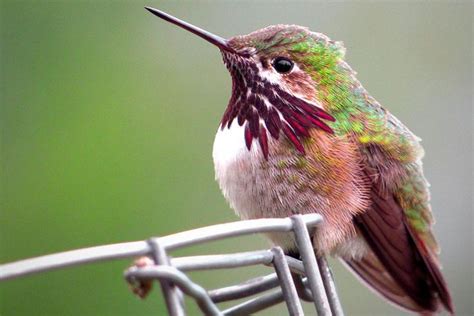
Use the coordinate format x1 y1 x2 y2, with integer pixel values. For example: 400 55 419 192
350 143 454 313
342 247 426 313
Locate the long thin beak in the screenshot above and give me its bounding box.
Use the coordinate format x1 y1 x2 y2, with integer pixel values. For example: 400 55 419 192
145 6 238 55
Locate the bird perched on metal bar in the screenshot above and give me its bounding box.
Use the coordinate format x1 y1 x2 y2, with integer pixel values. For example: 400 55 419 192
142 7 454 314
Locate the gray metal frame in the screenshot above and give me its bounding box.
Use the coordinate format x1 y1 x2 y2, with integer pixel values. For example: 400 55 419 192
0 214 343 315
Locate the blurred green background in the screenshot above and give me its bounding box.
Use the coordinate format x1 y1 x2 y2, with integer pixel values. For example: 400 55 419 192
1 1 472 315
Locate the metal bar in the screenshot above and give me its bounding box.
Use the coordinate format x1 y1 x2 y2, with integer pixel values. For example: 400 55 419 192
284 256 306 275
292 273 314 302
148 239 185 316
271 247 304 316
159 214 322 250
124 265 221 316
317 256 344 316
0 213 348 316
291 215 331 316
0 241 149 281
0 214 322 281
268 254 318 299
222 289 284 315
209 273 279 303
171 250 273 271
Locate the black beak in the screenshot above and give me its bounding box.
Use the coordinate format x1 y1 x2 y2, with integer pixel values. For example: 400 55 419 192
145 7 239 55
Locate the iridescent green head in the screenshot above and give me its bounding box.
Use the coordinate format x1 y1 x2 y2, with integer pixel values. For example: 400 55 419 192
227 24 347 88
146 7 358 157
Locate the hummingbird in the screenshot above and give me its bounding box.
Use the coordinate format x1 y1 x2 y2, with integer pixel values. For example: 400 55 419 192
145 7 454 314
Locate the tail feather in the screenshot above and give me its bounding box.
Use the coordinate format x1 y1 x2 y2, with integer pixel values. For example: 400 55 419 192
406 225 455 314
342 250 427 313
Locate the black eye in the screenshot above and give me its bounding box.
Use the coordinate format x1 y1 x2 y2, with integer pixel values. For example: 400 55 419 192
272 57 294 74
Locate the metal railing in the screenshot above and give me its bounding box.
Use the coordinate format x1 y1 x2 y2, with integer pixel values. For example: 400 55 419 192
0 214 344 315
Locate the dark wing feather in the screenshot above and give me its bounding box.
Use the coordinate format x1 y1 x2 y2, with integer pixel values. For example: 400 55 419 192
353 172 454 313
343 249 426 313
405 222 454 313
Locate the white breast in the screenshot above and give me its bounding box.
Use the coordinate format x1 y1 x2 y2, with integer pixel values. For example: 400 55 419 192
212 122 296 249
212 122 249 169
212 122 265 219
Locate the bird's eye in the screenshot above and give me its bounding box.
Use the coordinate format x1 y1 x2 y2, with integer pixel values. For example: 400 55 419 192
272 57 294 74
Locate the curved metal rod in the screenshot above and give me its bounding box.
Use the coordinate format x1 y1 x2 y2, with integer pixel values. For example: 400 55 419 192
0 241 149 281
0 214 322 281
171 250 274 271
159 214 322 250
125 265 221 316
147 239 184 316
292 273 314 302
220 275 316 315
209 273 279 303
222 289 285 315
284 255 306 275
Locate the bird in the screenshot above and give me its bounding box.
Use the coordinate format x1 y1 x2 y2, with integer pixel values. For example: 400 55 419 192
144 7 454 314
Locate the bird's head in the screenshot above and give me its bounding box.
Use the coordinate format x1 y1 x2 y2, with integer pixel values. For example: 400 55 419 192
146 7 353 157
